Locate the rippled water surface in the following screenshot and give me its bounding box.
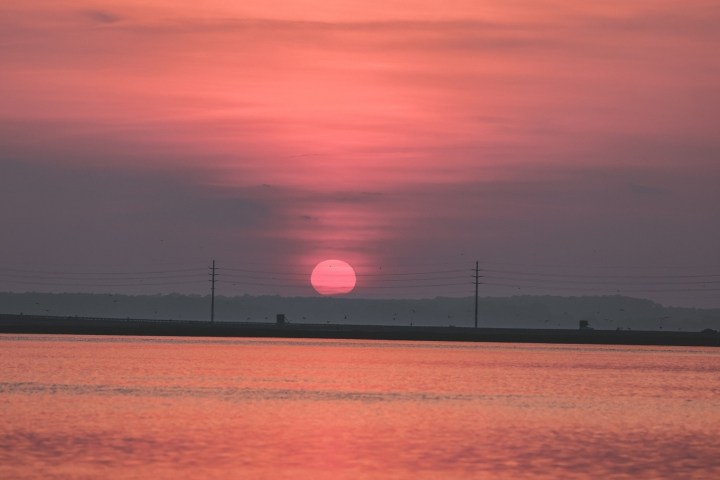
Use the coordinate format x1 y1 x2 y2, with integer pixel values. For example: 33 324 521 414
1 334 719 479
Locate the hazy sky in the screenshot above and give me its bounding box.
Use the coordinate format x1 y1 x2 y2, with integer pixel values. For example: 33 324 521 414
1 1 719 306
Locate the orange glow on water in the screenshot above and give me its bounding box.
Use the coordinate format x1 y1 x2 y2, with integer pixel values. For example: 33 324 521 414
2 336 720 478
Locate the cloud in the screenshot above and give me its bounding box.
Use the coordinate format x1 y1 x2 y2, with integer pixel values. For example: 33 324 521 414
1 1 719 306
0 160 276 268
626 183 670 197
82 10 122 25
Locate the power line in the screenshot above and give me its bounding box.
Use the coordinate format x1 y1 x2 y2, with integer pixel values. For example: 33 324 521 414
355 269 469 277
344 282 471 289
482 268 720 280
477 259 720 271
483 275 720 286
1 279 207 288
218 267 469 277
219 272 469 283
0 272 208 281
220 279 470 289
481 281 720 294
0 267 206 276
3 260 719 298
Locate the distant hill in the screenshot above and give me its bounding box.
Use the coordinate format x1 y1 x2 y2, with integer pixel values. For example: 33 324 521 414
1 292 718 332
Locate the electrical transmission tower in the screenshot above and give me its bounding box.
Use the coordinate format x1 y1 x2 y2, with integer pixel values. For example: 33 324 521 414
210 260 216 323
474 261 481 328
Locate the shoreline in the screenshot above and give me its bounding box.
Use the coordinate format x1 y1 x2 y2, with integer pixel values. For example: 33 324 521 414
1 314 718 346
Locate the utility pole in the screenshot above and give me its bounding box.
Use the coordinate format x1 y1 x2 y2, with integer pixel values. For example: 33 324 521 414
210 260 216 324
474 260 480 329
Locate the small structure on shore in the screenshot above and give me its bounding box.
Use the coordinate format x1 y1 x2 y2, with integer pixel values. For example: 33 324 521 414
276 314 286 325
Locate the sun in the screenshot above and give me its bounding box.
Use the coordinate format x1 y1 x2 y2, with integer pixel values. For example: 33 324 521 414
311 259 357 296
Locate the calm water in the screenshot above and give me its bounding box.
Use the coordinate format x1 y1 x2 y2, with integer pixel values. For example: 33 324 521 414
1 335 719 479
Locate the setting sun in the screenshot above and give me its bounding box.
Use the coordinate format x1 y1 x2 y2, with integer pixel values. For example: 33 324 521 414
310 259 356 296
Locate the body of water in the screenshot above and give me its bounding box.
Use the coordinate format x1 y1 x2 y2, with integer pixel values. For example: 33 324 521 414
1 334 719 478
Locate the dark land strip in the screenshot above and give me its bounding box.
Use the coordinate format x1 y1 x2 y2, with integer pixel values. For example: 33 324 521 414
1 314 718 346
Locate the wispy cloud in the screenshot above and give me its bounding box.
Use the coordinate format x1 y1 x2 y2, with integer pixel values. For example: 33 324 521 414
1 1 719 304
82 9 122 25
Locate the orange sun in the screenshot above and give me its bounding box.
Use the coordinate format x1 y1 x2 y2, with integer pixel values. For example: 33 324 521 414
310 259 357 296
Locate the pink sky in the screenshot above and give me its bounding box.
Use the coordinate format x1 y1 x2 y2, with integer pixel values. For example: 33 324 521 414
1 1 719 305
